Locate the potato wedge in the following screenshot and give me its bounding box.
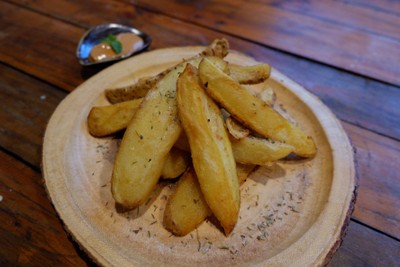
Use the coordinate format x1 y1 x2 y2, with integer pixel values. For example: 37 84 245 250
111 65 185 209
177 64 239 234
228 63 271 84
87 98 143 137
199 58 317 158
163 168 210 236
164 164 255 236
106 38 230 104
161 147 190 179
231 136 293 165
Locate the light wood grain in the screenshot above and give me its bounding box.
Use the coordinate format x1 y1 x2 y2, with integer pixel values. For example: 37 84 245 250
42 47 355 266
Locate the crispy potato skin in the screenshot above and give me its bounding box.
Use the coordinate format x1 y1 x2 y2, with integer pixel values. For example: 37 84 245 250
87 98 142 137
105 76 159 104
199 58 317 158
177 64 240 235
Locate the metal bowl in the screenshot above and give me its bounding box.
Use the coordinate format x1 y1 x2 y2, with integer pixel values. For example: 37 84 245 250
76 23 151 66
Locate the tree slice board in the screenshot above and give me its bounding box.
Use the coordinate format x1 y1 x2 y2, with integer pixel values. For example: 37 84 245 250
42 46 356 267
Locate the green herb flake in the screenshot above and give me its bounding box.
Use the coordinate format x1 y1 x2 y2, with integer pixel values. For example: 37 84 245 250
102 34 123 54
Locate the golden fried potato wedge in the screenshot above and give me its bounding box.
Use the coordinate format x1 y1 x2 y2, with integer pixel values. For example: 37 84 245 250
111 65 185 209
226 116 250 139
231 136 293 165
228 63 271 84
164 164 255 236
163 168 211 236
198 58 316 158
105 38 230 104
161 147 190 179
87 98 143 137
177 64 239 235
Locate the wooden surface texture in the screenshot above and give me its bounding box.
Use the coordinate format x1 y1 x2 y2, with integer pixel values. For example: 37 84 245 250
0 0 399 266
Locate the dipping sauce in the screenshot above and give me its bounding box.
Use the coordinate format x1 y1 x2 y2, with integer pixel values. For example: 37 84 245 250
89 33 144 62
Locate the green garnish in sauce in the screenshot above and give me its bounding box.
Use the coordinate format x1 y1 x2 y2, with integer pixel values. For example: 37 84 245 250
101 34 123 54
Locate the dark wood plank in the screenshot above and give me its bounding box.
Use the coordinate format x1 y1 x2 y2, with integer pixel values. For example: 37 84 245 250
348 0 400 16
0 1 85 91
0 63 67 167
329 221 400 267
343 122 400 240
133 0 400 86
0 150 87 267
4 0 400 140
271 0 400 40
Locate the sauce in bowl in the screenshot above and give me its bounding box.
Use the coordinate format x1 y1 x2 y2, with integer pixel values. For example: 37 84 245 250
89 33 144 62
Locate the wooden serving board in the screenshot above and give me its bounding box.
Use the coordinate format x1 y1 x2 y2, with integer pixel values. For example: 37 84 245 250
42 46 356 267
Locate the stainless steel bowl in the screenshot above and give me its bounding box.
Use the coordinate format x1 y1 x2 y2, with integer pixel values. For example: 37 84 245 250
76 23 151 66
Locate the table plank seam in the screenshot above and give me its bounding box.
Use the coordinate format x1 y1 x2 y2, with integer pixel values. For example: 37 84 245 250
350 218 400 242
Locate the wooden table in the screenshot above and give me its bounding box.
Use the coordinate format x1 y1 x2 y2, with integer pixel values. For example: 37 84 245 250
1 1 399 266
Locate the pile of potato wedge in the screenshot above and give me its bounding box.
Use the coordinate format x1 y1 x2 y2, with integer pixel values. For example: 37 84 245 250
87 39 316 236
